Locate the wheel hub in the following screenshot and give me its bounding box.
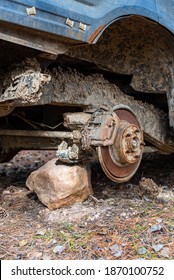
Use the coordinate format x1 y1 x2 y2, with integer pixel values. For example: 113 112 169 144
109 122 143 166
98 107 144 183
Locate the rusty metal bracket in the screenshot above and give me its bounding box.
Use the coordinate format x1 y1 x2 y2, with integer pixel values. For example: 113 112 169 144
81 110 119 150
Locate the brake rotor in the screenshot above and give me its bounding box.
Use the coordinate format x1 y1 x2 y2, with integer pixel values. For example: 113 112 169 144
98 107 144 182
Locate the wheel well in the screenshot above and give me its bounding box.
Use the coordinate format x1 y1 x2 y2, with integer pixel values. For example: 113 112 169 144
66 15 174 126
67 15 174 93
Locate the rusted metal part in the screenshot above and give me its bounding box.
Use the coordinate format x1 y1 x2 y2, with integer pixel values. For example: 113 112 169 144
0 129 81 163
0 129 81 141
88 25 106 43
81 111 119 149
63 107 144 180
64 112 91 130
98 107 144 183
109 123 143 165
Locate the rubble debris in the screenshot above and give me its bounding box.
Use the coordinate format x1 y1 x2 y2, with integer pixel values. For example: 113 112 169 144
138 177 160 199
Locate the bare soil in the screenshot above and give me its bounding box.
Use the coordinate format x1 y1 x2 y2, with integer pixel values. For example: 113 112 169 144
0 151 174 260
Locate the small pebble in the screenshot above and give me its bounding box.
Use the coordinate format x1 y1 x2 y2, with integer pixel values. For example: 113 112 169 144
150 224 162 233
162 186 168 191
53 245 66 254
48 239 57 248
35 229 46 236
110 244 122 257
156 218 163 223
138 247 146 255
120 212 127 217
159 247 170 258
152 244 164 252
16 254 23 260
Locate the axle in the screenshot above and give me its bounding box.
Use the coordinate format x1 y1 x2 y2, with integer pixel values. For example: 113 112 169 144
0 106 145 182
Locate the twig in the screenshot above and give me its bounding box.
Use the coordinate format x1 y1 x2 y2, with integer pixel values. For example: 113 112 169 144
0 245 9 251
89 195 101 203
0 252 8 259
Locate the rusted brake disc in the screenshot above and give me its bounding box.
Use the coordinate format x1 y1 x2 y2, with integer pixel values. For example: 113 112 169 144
97 106 144 183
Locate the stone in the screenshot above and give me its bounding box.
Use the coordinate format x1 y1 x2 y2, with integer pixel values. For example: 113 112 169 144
26 158 93 209
53 245 66 254
48 239 57 248
19 240 28 247
159 247 170 258
138 247 146 255
150 224 162 233
35 229 46 236
156 218 163 223
152 244 164 252
110 244 123 257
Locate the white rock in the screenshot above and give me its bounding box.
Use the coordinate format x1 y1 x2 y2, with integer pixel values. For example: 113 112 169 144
152 244 164 252
35 229 46 236
53 245 66 254
138 247 146 255
110 244 123 257
150 224 162 233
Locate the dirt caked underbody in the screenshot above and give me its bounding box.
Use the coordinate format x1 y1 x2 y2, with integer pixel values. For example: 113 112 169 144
0 16 174 183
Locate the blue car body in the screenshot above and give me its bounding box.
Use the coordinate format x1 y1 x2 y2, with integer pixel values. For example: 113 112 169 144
0 0 173 46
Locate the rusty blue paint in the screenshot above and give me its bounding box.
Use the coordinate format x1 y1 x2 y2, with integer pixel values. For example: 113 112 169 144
0 0 174 44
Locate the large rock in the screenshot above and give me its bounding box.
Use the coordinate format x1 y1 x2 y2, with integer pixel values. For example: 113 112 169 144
26 158 93 209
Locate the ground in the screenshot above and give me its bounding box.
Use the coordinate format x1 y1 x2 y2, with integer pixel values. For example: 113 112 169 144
0 151 174 260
